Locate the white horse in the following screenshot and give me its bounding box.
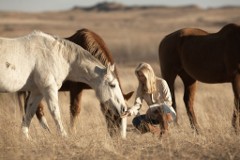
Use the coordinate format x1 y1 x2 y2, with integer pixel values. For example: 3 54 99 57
0 30 128 139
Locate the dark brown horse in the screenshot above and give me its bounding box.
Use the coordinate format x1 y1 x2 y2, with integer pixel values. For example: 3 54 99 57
158 23 240 134
20 28 133 137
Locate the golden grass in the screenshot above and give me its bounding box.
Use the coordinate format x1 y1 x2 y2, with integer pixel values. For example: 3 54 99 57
1 83 240 159
0 6 240 159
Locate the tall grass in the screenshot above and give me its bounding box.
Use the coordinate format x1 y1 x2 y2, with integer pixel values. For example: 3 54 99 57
0 78 240 159
1 7 240 159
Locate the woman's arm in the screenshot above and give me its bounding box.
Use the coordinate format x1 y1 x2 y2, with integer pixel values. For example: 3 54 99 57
124 87 143 116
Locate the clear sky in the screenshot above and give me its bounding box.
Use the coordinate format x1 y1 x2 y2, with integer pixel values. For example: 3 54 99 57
0 0 240 12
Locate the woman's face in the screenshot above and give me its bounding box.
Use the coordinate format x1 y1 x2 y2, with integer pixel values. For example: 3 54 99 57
137 71 146 83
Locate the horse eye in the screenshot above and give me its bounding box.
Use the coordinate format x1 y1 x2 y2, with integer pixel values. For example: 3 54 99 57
109 83 116 88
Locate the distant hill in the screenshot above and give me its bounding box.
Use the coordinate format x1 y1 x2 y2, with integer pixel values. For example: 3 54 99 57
71 2 202 12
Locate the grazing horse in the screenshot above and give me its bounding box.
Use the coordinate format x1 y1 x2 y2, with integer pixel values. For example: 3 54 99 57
20 29 133 137
0 30 128 139
158 23 240 133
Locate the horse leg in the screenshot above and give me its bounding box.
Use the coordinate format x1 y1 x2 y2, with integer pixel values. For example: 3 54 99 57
35 102 50 132
179 71 199 133
43 84 67 137
21 91 43 139
231 74 240 134
232 97 240 134
22 91 50 131
17 91 28 115
69 89 83 133
184 82 199 133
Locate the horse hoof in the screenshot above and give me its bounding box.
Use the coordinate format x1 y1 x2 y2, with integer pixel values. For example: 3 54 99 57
61 130 68 138
40 117 50 132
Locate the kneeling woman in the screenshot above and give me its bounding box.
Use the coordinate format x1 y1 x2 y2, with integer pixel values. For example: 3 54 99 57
122 62 176 136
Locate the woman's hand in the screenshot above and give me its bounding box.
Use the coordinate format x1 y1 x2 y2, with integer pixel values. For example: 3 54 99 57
121 111 131 118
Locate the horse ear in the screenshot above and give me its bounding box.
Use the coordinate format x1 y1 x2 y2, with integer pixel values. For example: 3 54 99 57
123 91 134 100
106 63 115 75
107 63 115 72
111 63 115 72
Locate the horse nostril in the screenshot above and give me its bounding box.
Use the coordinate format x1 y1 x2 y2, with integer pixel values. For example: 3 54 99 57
121 106 127 113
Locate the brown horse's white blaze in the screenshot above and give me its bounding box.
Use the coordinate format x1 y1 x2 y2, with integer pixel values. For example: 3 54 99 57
159 23 240 134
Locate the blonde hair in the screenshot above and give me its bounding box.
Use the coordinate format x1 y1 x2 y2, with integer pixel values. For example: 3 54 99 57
135 62 157 94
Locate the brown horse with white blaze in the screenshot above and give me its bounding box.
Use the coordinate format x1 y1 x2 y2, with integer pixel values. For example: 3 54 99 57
158 23 240 134
20 28 133 137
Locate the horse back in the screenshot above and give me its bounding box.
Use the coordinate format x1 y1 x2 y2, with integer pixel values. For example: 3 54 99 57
176 24 240 83
0 31 65 92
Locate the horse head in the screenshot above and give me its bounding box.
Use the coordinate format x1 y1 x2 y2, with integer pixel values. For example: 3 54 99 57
94 63 128 138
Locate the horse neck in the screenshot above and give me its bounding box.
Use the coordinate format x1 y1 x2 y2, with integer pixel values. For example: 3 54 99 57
65 30 126 92
65 49 104 90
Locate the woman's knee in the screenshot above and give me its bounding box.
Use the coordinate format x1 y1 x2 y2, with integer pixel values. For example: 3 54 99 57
132 115 145 127
132 117 140 127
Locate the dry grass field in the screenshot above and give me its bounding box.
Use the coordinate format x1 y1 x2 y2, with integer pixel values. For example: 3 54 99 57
1 3 240 159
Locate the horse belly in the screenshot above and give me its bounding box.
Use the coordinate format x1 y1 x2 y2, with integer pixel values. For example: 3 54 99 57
183 63 229 83
0 63 32 92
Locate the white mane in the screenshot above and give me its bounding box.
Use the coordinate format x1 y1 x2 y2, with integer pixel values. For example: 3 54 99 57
29 30 57 40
